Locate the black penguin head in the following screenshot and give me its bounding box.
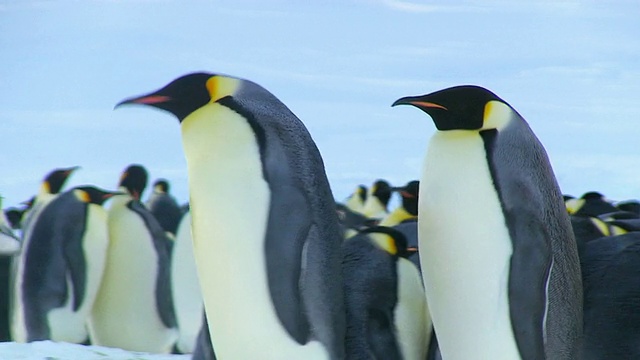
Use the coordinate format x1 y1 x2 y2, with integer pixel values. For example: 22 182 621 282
4 207 27 229
394 180 419 216
392 85 505 131
153 179 170 194
43 166 79 194
118 164 148 201
581 191 605 200
371 180 392 207
74 186 124 206
359 226 417 259
115 72 244 122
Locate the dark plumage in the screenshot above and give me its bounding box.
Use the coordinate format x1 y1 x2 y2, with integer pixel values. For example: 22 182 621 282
146 179 183 236
582 233 640 359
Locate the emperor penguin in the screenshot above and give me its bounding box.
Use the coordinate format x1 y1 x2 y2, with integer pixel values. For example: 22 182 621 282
11 166 78 342
344 185 367 214
361 179 392 219
170 211 204 353
393 85 583 359
146 179 183 237
20 167 80 232
89 165 177 353
379 180 419 227
10 186 117 343
569 191 618 217
117 72 346 359
342 226 429 360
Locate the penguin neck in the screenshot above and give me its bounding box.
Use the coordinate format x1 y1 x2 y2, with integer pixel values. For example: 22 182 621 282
379 206 416 227
362 196 388 218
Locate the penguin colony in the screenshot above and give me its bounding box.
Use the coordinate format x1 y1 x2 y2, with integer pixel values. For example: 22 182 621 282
0 72 638 360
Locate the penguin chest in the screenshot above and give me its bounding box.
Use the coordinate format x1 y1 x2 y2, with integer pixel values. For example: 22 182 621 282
181 104 327 359
419 131 520 359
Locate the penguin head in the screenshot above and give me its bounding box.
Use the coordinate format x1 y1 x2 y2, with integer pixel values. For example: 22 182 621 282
74 186 124 206
392 85 513 131
371 180 392 207
153 179 170 194
116 72 243 122
118 165 148 201
42 166 80 195
356 185 367 203
393 180 419 216
359 226 417 259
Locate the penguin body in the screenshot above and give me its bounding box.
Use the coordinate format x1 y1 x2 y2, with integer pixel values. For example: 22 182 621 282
11 186 113 343
393 86 582 359
118 73 346 359
342 226 429 360
89 165 177 353
170 211 204 353
146 179 183 236
10 167 78 343
581 232 640 359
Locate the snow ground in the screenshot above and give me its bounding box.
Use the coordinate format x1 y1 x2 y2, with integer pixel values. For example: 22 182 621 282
0 341 190 360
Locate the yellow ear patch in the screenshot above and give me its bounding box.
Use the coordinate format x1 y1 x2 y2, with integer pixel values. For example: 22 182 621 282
74 189 91 203
206 76 241 103
589 217 610 236
565 198 584 214
370 233 398 255
483 100 512 130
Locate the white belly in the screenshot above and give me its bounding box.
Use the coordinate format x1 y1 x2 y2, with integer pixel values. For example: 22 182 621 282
182 104 328 359
394 258 431 360
419 130 520 359
88 195 177 353
171 212 204 353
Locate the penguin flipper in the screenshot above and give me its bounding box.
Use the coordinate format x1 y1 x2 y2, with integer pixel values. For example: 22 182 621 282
62 217 88 311
367 308 402 360
506 209 551 360
264 184 311 344
128 200 177 329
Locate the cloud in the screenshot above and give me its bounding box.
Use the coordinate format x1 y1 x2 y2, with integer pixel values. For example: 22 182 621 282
377 0 483 13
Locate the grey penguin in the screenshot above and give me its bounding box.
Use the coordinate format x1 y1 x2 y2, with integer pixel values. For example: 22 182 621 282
88 164 177 353
581 232 640 359
10 186 117 343
342 226 429 360
146 178 183 237
11 166 79 342
116 72 346 359
393 85 583 359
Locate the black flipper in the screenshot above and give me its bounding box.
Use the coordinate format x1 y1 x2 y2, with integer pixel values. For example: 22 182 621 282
63 204 88 311
128 200 177 329
264 184 311 344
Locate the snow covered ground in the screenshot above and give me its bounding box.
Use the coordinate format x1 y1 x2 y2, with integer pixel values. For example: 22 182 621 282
0 341 190 360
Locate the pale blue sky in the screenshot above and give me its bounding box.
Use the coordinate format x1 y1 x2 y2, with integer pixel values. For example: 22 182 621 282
1 0 639 207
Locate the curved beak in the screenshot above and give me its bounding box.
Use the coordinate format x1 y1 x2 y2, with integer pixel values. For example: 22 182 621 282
115 93 171 110
392 96 448 110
